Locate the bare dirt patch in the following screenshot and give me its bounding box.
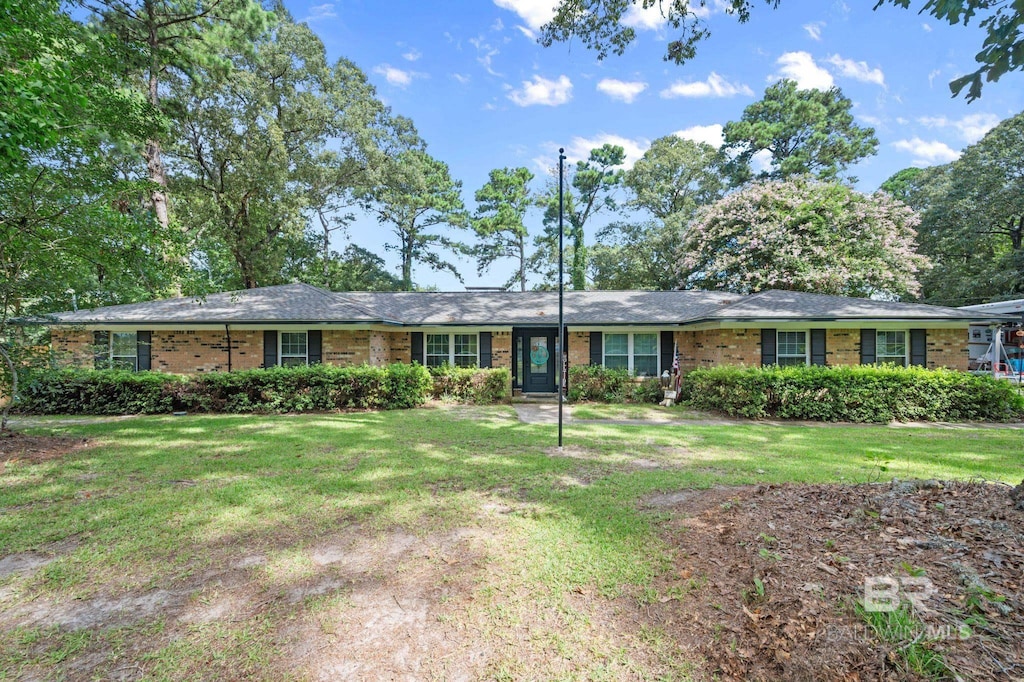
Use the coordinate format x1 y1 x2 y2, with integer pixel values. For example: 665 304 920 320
641 481 1024 681
0 431 91 467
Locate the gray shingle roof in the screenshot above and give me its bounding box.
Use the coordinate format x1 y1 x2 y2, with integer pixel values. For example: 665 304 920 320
339 290 740 325
50 283 381 324
46 284 1013 326
703 290 1004 322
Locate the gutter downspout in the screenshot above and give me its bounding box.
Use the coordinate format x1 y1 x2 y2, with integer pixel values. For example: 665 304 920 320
225 324 233 372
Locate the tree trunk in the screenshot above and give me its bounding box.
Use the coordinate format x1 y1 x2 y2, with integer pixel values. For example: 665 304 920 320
0 342 16 433
518 237 526 292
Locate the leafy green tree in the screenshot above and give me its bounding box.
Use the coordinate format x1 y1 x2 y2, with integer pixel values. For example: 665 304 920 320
899 112 1024 305
284 243 403 291
471 167 535 291
589 219 683 290
536 144 626 290
91 0 272 232
722 80 877 185
624 135 726 220
679 176 928 298
370 149 469 291
171 12 400 290
539 0 1021 100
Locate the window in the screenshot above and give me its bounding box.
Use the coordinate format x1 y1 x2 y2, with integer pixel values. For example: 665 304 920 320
110 332 137 370
426 333 478 368
453 334 477 368
877 331 907 366
280 332 308 367
604 333 629 370
777 331 808 366
604 332 659 377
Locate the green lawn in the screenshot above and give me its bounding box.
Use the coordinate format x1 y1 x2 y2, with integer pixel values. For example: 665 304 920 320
1 406 1020 680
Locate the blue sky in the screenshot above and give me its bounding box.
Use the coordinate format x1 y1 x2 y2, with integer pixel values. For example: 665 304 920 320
285 0 1024 290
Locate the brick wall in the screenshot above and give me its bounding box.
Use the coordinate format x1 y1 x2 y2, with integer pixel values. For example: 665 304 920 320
567 331 590 368
688 328 762 367
152 330 262 373
926 327 969 371
491 331 512 370
826 330 860 366
51 329 95 368
322 330 369 366
385 332 411 364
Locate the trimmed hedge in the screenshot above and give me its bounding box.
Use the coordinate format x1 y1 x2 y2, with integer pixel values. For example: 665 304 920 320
567 365 662 404
17 364 435 414
681 365 1024 423
427 366 511 404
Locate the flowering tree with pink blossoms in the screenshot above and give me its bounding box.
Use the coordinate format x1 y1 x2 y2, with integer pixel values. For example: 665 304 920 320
678 177 929 299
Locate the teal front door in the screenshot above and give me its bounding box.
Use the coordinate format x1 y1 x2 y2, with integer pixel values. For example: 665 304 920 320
514 328 557 392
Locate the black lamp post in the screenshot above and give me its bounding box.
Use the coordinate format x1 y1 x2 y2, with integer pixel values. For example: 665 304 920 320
558 147 565 449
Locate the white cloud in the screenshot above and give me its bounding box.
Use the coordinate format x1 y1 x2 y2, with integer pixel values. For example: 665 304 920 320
691 0 732 19
917 113 1000 143
470 36 502 77
858 114 883 127
508 74 573 106
922 22 932 32
892 138 961 165
492 0 556 34
660 72 753 98
303 3 337 22
803 21 825 41
750 149 774 175
452 73 471 84
622 3 665 30
565 133 649 169
773 51 834 90
826 55 885 86
673 124 725 148
402 48 422 62
491 17 505 31
927 69 942 87
373 64 418 88
596 78 648 103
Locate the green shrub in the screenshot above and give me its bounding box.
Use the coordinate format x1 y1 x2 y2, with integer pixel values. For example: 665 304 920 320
682 364 1024 423
427 365 511 404
567 365 663 404
16 369 183 415
17 363 434 414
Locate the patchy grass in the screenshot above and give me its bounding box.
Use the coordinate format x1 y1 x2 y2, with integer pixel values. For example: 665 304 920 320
1 408 1020 679
569 403 706 421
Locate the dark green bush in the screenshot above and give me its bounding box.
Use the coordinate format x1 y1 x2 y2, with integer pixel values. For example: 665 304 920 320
16 369 183 415
683 364 1024 423
17 363 433 414
427 365 511 404
567 365 663 404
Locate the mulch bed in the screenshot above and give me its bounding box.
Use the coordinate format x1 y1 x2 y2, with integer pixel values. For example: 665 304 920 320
643 480 1024 681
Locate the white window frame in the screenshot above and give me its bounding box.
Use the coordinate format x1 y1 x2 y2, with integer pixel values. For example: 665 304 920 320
425 333 479 368
876 330 908 366
279 331 308 367
110 331 138 371
776 330 809 367
603 332 659 377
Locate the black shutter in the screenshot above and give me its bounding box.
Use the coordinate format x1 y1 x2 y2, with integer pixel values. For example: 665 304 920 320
93 331 108 369
761 329 777 366
860 329 876 365
479 332 492 368
910 329 927 367
307 330 322 365
410 332 423 364
263 330 278 368
137 331 152 371
810 329 826 366
589 332 602 366
660 331 673 374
